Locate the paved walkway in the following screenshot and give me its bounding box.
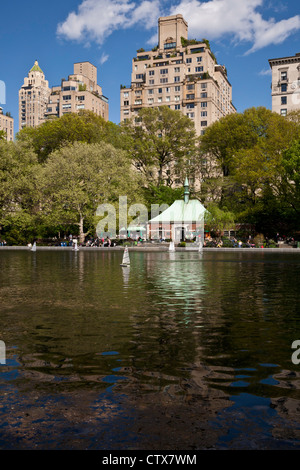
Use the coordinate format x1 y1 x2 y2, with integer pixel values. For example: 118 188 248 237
0 245 299 253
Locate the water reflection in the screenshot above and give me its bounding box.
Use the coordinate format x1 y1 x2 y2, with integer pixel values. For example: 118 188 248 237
0 250 300 449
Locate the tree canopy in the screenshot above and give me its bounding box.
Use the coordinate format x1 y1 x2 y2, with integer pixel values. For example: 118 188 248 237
121 106 198 187
16 110 123 162
40 142 143 243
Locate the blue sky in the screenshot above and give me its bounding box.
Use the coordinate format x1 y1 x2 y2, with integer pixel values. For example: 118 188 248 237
1 0 299 134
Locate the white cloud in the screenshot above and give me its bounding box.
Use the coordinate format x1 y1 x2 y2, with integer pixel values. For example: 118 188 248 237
57 0 161 45
100 53 109 64
169 0 300 53
258 68 272 76
57 0 300 54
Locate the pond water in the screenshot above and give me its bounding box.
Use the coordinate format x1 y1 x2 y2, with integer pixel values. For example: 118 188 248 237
0 249 300 450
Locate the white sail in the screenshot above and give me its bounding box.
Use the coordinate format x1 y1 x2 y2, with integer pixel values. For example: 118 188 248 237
31 242 37 252
169 241 175 252
73 239 79 251
121 246 130 266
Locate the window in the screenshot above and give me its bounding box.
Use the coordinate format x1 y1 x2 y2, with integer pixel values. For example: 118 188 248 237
197 56 202 62
63 95 71 100
187 84 194 90
148 89 154 95
186 58 192 64
281 96 287 105
201 111 207 117
164 42 176 49
280 109 287 116
149 79 154 85
158 88 162 94
175 104 181 110
160 78 168 83
281 71 287 81
201 121 207 126
136 74 144 80
186 94 195 100
149 70 155 76
201 102 207 108
174 76 180 82
195 66 203 72
201 92 207 98
175 95 180 101
174 67 180 73
160 69 168 74
281 84 287 92
186 103 194 109
175 86 181 92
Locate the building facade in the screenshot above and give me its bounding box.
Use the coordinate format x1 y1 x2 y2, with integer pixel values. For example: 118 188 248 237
120 14 235 135
45 62 109 121
19 61 51 130
0 107 14 142
269 52 300 116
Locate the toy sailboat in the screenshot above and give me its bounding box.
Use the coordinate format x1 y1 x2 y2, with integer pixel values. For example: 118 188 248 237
31 242 37 252
120 246 130 267
169 241 175 252
73 239 79 251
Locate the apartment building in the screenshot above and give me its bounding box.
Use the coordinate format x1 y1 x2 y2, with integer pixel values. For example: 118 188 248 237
269 52 300 116
120 14 235 135
19 61 51 130
0 107 14 142
45 62 109 121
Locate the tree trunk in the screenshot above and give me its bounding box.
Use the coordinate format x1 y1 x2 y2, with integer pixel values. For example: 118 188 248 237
79 214 85 244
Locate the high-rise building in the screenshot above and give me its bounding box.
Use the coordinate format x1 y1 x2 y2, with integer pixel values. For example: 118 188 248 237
45 62 109 121
19 61 51 130
269 52 300 116
120 14 235 135
0 107 14 142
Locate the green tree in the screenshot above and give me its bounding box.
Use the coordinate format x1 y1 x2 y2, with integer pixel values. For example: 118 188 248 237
16 110 123 162
204 203 235 235
279 139 300 215
41 142 143 243
121 106 198 187
199 107 300 207
201 107 299 177
0 140 42 244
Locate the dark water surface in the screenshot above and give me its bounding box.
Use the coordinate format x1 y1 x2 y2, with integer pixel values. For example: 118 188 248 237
0 249 300 450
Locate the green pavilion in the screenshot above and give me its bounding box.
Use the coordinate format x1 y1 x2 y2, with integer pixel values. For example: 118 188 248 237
147 178 206 242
